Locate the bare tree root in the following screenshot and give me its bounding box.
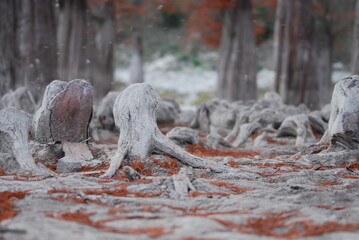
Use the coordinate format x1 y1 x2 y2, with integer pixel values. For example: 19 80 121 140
102 83 227 178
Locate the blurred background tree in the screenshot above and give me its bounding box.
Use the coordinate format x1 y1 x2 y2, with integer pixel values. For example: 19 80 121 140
0 0 357 108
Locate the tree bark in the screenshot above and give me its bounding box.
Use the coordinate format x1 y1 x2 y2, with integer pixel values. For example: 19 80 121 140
273 0 319 109
57 0 97 87
315 0 334 107
16 0 58 102
102 83 227 178
217 0 257 102
352 0 359 74
130 0 145 84
92 1 115 100
0 0 16 97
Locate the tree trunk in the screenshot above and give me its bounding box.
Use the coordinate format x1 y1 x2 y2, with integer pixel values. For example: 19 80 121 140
57 0 97 88
92 1 115 100
16 0 58 102
274 0 318 109
130 35 145 83
0 0 16 97
352 0 359 74
315 1 334 107
130 0 145 84
217 0 257 102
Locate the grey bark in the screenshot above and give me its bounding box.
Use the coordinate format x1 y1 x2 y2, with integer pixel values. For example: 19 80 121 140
321 75 359 149
57 0 97 90
16 0 58 102
277 114 315 146
102 83 226 178
217 0 257 102
92 1 115 100
352 0 359 74
0 108 45 175
0 0 16 97
1 87 37 114
130 0 145 84
130 35 145 84
273 0 319 109
32 79 93 143
314 0 334 107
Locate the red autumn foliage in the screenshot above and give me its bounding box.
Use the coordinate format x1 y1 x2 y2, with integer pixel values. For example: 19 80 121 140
0 191 28 222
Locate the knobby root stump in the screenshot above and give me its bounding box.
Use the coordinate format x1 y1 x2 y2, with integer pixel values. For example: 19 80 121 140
32 79 94 173
102 83 225 178
322 75 359 148
277 114 315 146
0 108 43 174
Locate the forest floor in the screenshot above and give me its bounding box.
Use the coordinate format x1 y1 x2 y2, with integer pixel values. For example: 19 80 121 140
1 123 359 240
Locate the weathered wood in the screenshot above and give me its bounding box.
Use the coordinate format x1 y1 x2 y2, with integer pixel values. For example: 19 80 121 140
32 79 93 172
171 167 196 198
102 83 226 178
33 79 93 143
277 114 315 146
96 91 120 130
191 99 236 134
50 80 93 142
1 87 36 114
0 108 43 174
157 98 180 124
321 75 359 149
166 127 200 146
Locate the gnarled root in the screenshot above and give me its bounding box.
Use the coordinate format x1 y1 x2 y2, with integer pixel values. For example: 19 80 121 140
102 83 227 178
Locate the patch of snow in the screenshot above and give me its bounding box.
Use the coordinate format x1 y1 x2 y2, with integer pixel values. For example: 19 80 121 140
114 55 351 109
257 69 275 89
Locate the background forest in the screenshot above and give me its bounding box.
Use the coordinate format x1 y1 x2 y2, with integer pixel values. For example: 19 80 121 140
0 0 358 110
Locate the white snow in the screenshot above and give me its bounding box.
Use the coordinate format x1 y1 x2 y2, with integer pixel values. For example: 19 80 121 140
115 55 350 109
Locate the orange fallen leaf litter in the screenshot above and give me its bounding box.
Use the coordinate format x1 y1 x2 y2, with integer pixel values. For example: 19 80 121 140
186 144 260 158
316 205 348 211
46 211 172 237
265 136 287 145
209 181 254 194
212 210 359 239
314 181 343 187
127 158 153 176
150 155 181 176
188 191 230 197
48 184 163 198
0 191 28 222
